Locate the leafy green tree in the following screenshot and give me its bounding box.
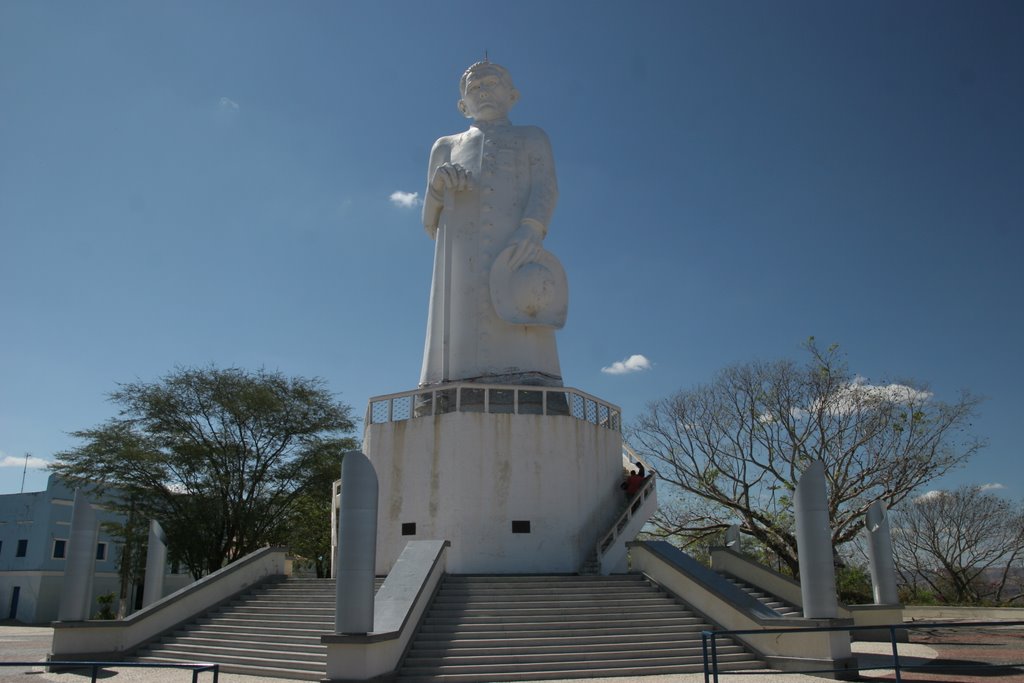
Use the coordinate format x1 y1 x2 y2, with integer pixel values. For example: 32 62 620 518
631 340 983 577
102 500 148 616
835 564 874 605
52 366 355 578
94 593 117 620
287 443 357 577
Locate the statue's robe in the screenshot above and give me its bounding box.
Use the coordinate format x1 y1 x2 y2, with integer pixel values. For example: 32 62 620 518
420 119 562 387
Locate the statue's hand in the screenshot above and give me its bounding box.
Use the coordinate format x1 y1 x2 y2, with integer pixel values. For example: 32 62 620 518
507 220 544 271
429 162 473 195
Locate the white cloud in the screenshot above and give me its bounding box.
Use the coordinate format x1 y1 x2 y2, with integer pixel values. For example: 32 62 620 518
846 376 933 403
218 97 240 112
389 191 421 208
808 376 932 416
0 455 50 470
915 484 1006 503
601 354 652 375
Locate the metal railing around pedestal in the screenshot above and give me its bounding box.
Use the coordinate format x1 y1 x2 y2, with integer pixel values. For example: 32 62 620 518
366 383 621 432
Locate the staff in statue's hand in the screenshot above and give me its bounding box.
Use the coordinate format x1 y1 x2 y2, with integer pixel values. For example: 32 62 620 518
425 162 473 238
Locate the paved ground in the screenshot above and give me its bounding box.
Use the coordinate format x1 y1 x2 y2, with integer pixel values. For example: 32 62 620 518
2 623 1022 683
857 623 1024 682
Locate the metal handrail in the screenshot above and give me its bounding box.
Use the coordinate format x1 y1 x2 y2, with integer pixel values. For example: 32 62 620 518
3 661 219 683
596 474 656 558
622 442 651 472
701 619 1024 682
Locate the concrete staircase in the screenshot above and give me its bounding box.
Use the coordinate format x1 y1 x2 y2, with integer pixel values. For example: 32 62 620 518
397 574 762 682
718 572 803 617
133 576 376 680
133 573 768 681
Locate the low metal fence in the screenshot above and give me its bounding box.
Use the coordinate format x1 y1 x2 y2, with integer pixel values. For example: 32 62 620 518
1 661 219 683
366 382 621 431
701 620 1024 682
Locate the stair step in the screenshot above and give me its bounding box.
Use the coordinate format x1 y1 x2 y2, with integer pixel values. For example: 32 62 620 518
718 571 803 616
419 616 706 633
410 632 709 650
135 655 322 681
442 576 643 582
170 629 326 645
439 589 657 596
427 604 684 618
397 658 755 683
141 644 326 665
400 650 755 676
403 643 745 665
432 594 679 605
423 608 691 624
440 584 646 592
217 605 335 616
157 636 327 654
196 618 331 626
189 622 331 636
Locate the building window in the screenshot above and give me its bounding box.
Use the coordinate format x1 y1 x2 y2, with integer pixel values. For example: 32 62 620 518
8 586 20 620
15 539 28 557
401 522 416 536
52 539 67 559
511 520 531 534
95 542 108 561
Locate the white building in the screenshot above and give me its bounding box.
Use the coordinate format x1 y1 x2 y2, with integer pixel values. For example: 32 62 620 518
0 474 189 624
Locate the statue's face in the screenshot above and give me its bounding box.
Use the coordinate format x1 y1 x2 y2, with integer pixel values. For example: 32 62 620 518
461 69 517 121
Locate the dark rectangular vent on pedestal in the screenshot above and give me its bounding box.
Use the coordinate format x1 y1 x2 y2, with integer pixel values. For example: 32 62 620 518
511 520 531 534
401 522 416 536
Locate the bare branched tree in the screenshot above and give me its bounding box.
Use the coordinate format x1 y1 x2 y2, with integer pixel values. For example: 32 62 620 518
630 339 983 576
892 487 1024 604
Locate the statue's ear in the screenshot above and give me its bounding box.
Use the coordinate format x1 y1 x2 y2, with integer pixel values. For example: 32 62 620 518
457 99 470 118
509 88 521 106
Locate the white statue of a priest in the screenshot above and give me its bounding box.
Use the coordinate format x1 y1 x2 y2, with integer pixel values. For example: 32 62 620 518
419 61 567 388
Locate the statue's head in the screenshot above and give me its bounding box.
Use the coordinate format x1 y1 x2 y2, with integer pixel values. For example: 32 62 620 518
458 61 519 121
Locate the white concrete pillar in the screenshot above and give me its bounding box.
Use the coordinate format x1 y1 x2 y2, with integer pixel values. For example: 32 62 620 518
794 460 838 618
335 450 378 634
864 500 900 605
57 490 99 621
725 524 741 549
142 519 168 607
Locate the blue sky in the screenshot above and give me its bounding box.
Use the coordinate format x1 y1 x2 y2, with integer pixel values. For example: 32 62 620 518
1 1 1021 497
